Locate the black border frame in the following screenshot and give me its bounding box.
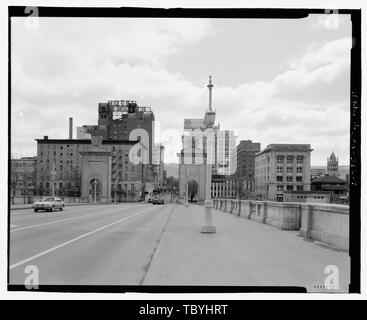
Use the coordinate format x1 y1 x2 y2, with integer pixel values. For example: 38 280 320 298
7 6 361 294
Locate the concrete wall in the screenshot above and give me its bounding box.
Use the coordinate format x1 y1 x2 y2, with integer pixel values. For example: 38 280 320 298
300 203 349 251
213 198 349 250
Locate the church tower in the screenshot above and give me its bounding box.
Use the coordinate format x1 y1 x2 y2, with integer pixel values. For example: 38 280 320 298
327 151 339 176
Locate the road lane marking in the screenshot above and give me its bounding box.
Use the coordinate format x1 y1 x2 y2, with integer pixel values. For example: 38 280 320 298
10 205 140 233
10 206 155 270
10 203 136 215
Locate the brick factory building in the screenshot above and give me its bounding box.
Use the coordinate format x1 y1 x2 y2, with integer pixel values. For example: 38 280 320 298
35 136 155 202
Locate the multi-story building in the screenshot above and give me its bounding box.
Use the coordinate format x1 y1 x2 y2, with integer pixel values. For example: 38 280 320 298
35 136 153 201
95 100 155 164
327 151 339 176
10 156 37 198
255 144 312 202
311 174 348 204
177 76 238 203
153 143 165 188
216 129 237 176
232 140 261 198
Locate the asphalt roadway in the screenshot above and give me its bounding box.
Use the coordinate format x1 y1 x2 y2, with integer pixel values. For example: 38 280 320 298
10 203 174 286
9 202 350 292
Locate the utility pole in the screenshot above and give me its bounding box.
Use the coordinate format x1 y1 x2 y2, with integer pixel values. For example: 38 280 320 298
94 180 97 204
114 179 117 203
51 161 56 197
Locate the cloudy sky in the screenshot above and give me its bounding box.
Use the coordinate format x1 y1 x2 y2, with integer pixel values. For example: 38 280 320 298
11 14 351 165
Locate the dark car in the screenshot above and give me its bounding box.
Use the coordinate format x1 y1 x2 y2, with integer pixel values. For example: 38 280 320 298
152 197 164 205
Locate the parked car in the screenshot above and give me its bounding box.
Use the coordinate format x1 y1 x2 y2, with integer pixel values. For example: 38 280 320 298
32 197 65 212
152 197 164 205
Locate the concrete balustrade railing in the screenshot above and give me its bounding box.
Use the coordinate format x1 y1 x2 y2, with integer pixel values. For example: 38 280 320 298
299 203 349 251
212 198 349 251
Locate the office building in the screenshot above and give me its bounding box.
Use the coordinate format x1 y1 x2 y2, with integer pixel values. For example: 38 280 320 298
255 144 312 202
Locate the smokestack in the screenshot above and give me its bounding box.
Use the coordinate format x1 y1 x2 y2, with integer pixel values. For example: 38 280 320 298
69 117 73 139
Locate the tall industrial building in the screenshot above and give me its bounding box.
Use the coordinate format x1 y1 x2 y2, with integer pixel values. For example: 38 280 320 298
255 144 312 202
34 98 160 202
327 151 339 176
95 100 155 164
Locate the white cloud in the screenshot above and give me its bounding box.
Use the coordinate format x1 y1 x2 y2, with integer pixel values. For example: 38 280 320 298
314 13 347 30
11 18 351 166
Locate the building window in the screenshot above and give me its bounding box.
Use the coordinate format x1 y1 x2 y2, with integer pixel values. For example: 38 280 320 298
277 185 284 191
286 156 294 163
297 156 304 163
277 176 283 182
286 176 293 182
297 185 304 191
277 166 283 173
286 167 293 173
296 176 303 182
297 167 303 173
287 185 293 191
277 156 284 163
276 194 283 202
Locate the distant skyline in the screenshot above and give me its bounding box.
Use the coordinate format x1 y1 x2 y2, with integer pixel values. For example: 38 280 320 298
11 14 352 165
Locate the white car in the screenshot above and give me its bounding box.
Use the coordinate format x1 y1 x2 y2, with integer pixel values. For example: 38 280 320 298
32 197 65 213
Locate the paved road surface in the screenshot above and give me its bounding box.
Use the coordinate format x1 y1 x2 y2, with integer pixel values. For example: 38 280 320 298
10 203 173 285
9 203 350 292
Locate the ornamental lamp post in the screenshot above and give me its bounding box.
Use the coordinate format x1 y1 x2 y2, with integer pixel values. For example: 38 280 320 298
201 75 216 234
201 162 216 234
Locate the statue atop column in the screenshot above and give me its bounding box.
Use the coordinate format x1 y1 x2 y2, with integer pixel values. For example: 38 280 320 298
204 76 216 128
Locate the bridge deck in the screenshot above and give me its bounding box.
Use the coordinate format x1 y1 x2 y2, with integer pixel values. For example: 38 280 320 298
143 204 350 292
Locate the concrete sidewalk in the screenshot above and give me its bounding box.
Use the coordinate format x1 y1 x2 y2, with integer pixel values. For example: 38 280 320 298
143 204 350 292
